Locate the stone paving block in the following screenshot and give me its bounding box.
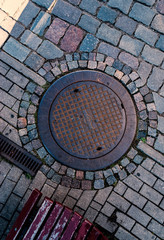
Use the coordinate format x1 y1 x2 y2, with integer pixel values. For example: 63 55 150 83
80 34 99 52
52 0 81 25
137 141 164 166
7 166 23 182
114 181 127 196
63 196 76 209
90 201 101 211
0 52 45 86
151 163 164 180
0 217 8 239
135 24 158 46
108 0 133 14
124 188 147 209
144 201 164 224
98 42 120 59
136 0 155 6
9 84 24 100
115 15 137 35
13 174 31 197
128 205 151 226
10 22 25 38
6 69 29 89
107 192 130 213
151 14 164 33
0 61 10 76
32 0 54 8
84 207 98 222
45 18 69 45
3 38 31 62
52 185 69 203
0 119 7 133
25 52 44 71
132 223 156 240
158 116 164 134
129 3 155 25
154 134 164 154
0 89 16 108
157 0 164 14
18 2 40 26
140 184 163 205
148 219 164 239
68 189 82 200
97 6 118 23
29 171 46 190
20 30 42 50
138 61 152 82
0 106 17 127
142 45 164 66
78 14 100 34
119 35 144 57
94 187 113 205
37 40 63 59
134 165 157 186
116 212 135 231
96 23 122 46
0 194 20 220
0 161 11 185
153 93 164 114
115 226 137 240
148 67 164 91
0 179 16 204
80 0 100 15
96 213 118 233
101 202 115 217
38 184 54 205
68 0 81 5
31 11 51 36
141 158 155 171
0 29 9 48
60 25 84 52
76 190 96 210
119 52 139 69
156 35 164 51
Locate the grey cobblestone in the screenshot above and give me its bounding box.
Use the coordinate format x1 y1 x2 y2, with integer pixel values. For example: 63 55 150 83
0 194 20 220
94 187 112 205
96 213 118 233
78 14 100 34
0 217 8 239
84 207 98 222
108 0 133 14
0 61 10 75
0 107 17 127
98 42 120 59
108 192 130 213
0 161 11 185
7 166 23 182
142 45 164 66
124 188 147 209
101 202 115 217
97 23 122 46
141 158 155 171
0 179 16 204
144 201 164 224
37 40 63 60
53 185 69 203
154 179 164 195
148 219 164 239
0 89 16 108
152 14 164 34
6 69 29 89
116 212 135 231
13 175 31 197
119 35 144 56
132 223 156 240
77 190 96 210
115 227 137 240
31 11 51 36
151 163 164 181
114 181 127 195
0 75 12 91
134 165 156 186
63 196 76 209
9 84 24 100
20 30 42 50
140 184 163 205
97 6 118 24
135 24 158 46
80 0 100 15
128 205 151 226
115 15 137 35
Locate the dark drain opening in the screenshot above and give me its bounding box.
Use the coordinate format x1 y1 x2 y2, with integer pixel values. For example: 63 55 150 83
0 134 42 176
97 147 102 151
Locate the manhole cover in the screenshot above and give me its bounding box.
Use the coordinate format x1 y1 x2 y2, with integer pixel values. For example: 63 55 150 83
38 71 137 170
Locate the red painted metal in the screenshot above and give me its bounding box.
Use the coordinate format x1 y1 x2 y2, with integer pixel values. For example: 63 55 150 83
60 212 82 240
74 219 92 240
49 207 72 240
23 197 53 240
6 189 42 240
37 202 63 240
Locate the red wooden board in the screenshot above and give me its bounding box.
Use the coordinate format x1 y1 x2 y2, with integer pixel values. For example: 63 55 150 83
23 197 53 240
6 189 42 240
86 226 101 240
49 207 72 240
60 212 82 240
75 219 92 240
37 202 63 240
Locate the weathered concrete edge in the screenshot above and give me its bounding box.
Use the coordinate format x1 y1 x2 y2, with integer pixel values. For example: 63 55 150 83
0 51 46 86
137 141 164 166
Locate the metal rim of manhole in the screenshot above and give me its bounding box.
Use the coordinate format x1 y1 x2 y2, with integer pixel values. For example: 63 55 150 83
38 70 137 171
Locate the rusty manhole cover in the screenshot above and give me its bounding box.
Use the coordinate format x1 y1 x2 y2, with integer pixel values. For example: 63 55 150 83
38 71 137 170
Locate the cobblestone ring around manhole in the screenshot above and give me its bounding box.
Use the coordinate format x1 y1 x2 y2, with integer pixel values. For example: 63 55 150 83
38 71 137 171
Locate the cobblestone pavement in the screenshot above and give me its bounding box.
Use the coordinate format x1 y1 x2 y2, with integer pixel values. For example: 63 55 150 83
0 0 164 239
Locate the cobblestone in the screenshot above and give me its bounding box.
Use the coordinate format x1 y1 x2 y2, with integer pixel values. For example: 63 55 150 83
97 6 118 24
116 212 135 231
153 93 164 114
108 0 133 14
148 219 164 239
129 3 155 26
97 23 122 46
140 184 163 205
142 45 164 66
152 14 164 34
128 205 151 226
98 42 120 59
124 188 147 208
108 192 130 213
9 84 24 100
135 24 158 46
144 201 164 224
78 14 100 34
101 202 115 217
52 0 81 24
115 16 137 35
151 163 164 181
25 52 44 71
80 0 100 15
37 40 63 59
0 90 16 108
115 227 137 240
119 52 139 69
80 34 99 52
132 223 156 240
0 194 20 220
95 213 118 233
20 30 42 50
84 207 98 222
156 35 164 51
94 187 112 205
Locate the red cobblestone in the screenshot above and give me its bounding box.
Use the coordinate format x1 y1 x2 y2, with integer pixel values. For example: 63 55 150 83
60 25 84 52
76 170 84 180
45 18 69 44
81 180 92 190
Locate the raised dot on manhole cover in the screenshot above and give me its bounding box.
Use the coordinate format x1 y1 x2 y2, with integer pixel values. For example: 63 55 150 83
38 71 137 170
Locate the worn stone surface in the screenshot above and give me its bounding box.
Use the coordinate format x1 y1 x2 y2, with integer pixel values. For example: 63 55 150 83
98 6 118 23
80 0 100 15
78 14 100 34
115 15 137 35
20 30 42 50
152 14 164 33
108 0 133 14
31 11 51 36
37 40 63 59
119 35 144 56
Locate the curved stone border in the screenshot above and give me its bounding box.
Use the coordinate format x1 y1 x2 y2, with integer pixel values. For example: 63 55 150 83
17 52 158 190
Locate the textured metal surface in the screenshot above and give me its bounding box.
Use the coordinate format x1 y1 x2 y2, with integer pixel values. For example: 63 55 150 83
0 134 42 176
38 71 137 170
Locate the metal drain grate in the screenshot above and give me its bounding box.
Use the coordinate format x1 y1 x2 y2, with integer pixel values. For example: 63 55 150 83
0 134 42 176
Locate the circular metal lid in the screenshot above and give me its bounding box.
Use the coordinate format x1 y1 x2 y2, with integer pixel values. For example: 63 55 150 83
38 71 137 170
